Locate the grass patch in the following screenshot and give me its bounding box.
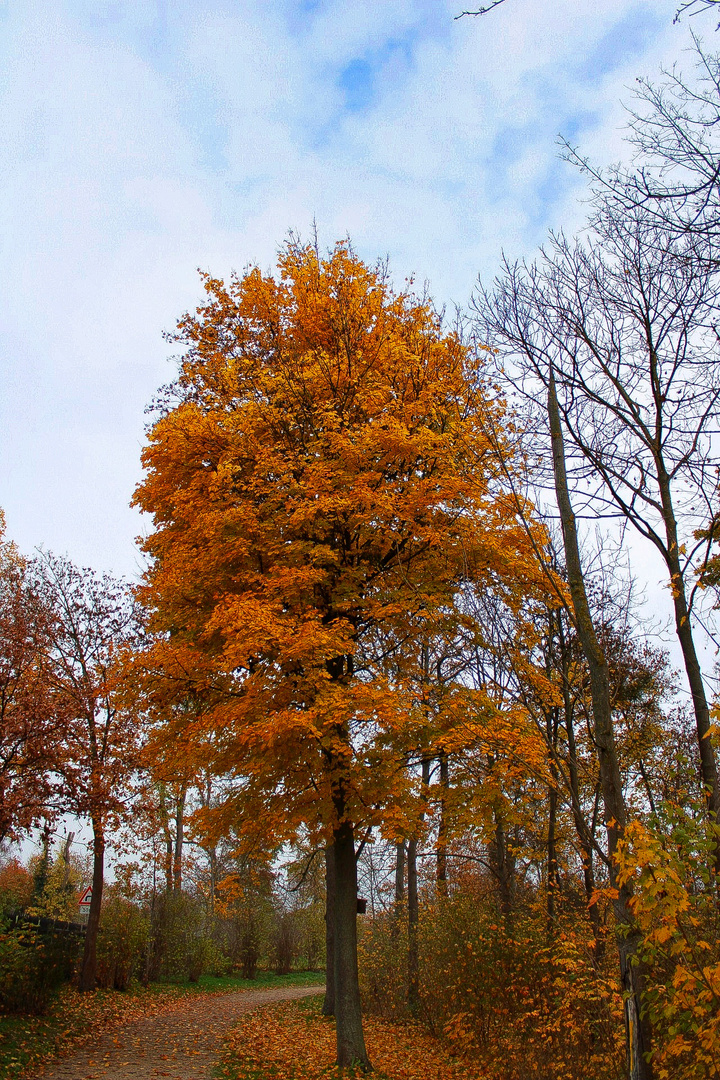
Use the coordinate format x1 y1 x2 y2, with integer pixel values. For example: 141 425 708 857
0 971 323 1080
191 970 324 994
217 997 481 1080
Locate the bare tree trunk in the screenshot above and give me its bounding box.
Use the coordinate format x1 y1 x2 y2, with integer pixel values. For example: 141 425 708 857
79 821 104 992
547 753 559 937
322 842 336 1017
490 811 515 921
407 832 419 1013
657 463 720 824
173 783 187 893
556 613 603 953
408 757 430 1015
549 371 652 1080
333 820 370 1070
395 841 405 905
158 786 173 894
436 753 449 898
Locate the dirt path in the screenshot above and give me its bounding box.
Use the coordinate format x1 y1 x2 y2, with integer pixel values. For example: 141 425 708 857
37 984 323 1080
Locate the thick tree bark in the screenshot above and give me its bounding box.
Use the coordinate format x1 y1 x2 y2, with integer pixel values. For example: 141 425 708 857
549 372 653 1080
78 822 105 992
333 821 370 1070
323 842 336 1017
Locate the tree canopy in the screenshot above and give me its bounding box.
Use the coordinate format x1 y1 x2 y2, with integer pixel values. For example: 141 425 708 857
133 238 548 1064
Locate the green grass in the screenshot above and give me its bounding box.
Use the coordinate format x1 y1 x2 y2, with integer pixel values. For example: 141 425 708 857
189 970 324 993
0 970 324 1080
0 1012 65 1080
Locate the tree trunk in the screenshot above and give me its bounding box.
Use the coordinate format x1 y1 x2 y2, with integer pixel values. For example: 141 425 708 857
490 811 515 921
78 822 105 992
333 821 370 1070
208 845 216 918
549 371 653 1080
557 613 603 954
407 832 419 1014
656 464 720 825
547 764 559 937
323 842 336 1017
436 753 449 898
408 757 430 1015
395 841 405 905
391 841 405 941
173 784 186 893
159 787 173 894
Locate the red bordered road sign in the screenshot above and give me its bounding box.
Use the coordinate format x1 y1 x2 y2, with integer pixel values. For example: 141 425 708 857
79 886 92 907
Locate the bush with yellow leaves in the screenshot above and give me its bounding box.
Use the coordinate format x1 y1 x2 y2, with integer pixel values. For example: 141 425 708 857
359 881 624 1080
617 805 720 1080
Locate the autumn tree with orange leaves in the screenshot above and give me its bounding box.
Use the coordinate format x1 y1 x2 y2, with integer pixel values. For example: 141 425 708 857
30 553 142 993
134 239 547 1069
0 513 57 843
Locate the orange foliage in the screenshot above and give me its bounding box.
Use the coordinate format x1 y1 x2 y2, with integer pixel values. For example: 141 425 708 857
0 514 57 841
0 859 33 913
359 887 625 1080
134 238 549 850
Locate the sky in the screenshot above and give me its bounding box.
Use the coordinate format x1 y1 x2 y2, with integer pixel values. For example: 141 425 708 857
0 0 710 586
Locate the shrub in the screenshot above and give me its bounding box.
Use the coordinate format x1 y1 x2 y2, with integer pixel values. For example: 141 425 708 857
96 891 149 990
146 891 209 983
294 899 326 971
617 806 720 1080
273 910 299 975
0 859 33 917
219 885 275 978
359 884 624 1080
0 920 80 1014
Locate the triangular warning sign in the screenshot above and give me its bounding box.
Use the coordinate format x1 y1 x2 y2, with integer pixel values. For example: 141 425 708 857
79 886 92 906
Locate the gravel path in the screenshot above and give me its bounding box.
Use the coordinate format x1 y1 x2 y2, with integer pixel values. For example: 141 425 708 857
37 984 323 1080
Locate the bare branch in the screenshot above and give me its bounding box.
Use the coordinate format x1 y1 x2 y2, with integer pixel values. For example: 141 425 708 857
675 0 720 27
455 0 509 18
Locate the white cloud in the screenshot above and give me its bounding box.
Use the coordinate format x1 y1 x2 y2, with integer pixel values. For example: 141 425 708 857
0 0 704 582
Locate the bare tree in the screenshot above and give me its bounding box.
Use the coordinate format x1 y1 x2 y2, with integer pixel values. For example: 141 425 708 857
547 371 652 1079
475 199 720 829
566 41 720 252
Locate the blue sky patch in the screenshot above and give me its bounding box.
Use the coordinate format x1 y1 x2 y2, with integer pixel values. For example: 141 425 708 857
339 57 375 112
337 35 415 114
575 3 662 84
